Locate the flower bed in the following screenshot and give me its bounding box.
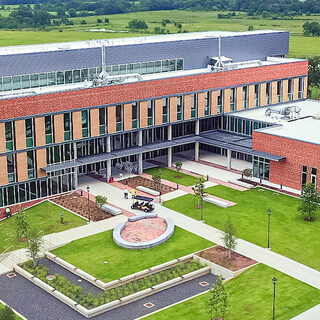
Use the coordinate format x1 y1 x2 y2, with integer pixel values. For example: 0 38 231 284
21 260 206 310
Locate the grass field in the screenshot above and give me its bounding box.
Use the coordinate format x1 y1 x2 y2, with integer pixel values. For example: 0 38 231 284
163 186 320 270
0 10 319 57
144 167 199 186
0 200 86 253
144 264 320 320
51 227 214 282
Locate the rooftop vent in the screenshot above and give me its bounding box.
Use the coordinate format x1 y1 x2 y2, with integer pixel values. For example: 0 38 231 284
265 105 301 119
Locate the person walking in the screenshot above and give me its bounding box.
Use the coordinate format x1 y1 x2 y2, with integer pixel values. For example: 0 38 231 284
124 188 128 199
130 188 136 199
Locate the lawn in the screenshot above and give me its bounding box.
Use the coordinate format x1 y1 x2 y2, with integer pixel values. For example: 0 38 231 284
163 186 320 270
144 167 199 186
51 227 214 282
0 302 22 320
0 200 87 253
143 263 320 320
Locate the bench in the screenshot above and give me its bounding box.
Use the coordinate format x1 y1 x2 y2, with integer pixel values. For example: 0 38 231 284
100 204 122 216
203 196 230 208
227 180 254 189
136 186 160 196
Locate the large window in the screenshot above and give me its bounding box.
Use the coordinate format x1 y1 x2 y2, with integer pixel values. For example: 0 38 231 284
277 81 282 102
301 165 307 188
177 96 183 121
298 77 304 99
81 110 89 138
311 167 317 186
7 154 15 183
191 94 197 118
5 121 14 151
25 119 34 148
147 100 154 126
243 86 248 109
27 150 35 179
288 79 293 101
132 102 139 129
99 107 107 134
162 98 169 123
253 156 270 181
230 88 236 111
45 115 53 144
116 105 122 131
266 82 271 105
254 84 260 107
205 91 210 115
64 113 72 140
217 90 223 113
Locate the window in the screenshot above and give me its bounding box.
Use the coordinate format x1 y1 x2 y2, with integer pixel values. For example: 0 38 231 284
253 156 270 181
298 77 304 99
162 60 169 72
154 61 161 73
205 91 210 115
3 77 12 91
217 90 223 113
27 150 35 179
266 82 271 105
81 110 89 137
311 167 317 186
13 76 21 90
7 154 15 183
177 58 183 70
25 119 34 148
132 102 139 129
277 81 282 102
39 73 47 87
301 165 308 188
243 86 248 109
177 96 183 120
230 88 236 111
191 94 197 118
254 84 260 107
162 98 169 123
64 113 72 140
116 105 122 131
45 116 53 144
99 107 107 134
5 122 14 151
147 100 154 125
288 79 293 101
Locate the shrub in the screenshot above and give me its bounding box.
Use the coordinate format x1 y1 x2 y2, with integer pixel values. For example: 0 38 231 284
0 305 15 320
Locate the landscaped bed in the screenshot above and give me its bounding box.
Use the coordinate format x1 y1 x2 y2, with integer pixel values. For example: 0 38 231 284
0 200 86 253
20 259 206 310
51 227 214 282
143 263 320 320
52 192 113 221
144 167 199 186
163 185 320 270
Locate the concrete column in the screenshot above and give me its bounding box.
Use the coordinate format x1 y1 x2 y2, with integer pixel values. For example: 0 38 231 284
138 130 143 146
168 125 172 141
195 119 200 135
138 153 143 174
106 159 112 181
227 149 232 170
194 141 199 161
106 136 111 153
74 167 79 189
168 147 172 168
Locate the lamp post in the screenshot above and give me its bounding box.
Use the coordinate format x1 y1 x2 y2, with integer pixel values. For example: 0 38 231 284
86 185 91 222
272 277 277 320
267 208 271 249
158 168 162 204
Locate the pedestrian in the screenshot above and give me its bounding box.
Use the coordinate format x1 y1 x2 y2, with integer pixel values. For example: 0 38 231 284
130 188 136 199
5 207 11 218
60 211 64 224
124 188 128 199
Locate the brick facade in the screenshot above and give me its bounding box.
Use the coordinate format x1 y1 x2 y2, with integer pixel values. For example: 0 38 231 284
0 123 6 153
54 114 64 143
90 108 100 137
34 117 46 147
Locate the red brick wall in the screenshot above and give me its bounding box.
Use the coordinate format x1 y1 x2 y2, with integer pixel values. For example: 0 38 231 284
54 114 64 143
253 131 320 190
0 123 6 153
0 61 308 121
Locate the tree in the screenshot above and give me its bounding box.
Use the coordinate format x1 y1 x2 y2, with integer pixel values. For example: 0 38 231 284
192 177 207 221
13 205 30 241
248 25 254 31
96 195 108 207
308 56 320 88
223 219 237 259
298 181 320 221
68 8 77 17
0 305 15 320
97 18 102 23
175 161 182 178
152 171 161 193
80 19 87 24
128 19 148 30
205 275 229 320
104 17 109 23
26 231 44 269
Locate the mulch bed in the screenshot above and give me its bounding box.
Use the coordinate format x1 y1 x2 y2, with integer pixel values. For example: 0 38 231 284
118 176 175 195
196 246 257 271
52 192 113 221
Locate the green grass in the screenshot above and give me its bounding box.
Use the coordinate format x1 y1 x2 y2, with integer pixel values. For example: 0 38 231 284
51 227 214 282
0 302 22 320
163 186 320 270
144 167 199 186
144 263 320 320
0 200 86 253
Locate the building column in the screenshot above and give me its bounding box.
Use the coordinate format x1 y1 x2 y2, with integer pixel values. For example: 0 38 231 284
138 153 143 174
168 147 172 168
138 130 143 147
195 141 199 161
106 159 112 181
168 125 172 141
106 135 111 153
195 119 200 135
74 167 79 189
227 149 232 170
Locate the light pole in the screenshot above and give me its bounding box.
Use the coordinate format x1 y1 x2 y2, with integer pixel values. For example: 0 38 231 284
86 185 91 222
158 168 162 204
272 277 277 320
267 208 271 249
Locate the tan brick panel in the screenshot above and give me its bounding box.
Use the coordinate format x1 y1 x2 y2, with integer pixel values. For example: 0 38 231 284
169 96 177 122
210 91 218 115
72 111 82 140
34 117 46 147
183 95 192 120
90 108 100 137
236 87 243 110
271 81 278 104
154 99 163 125
140 101 148 128
248 85 255 109
0 123 6 153
282 79 288 102
123 103 132 131
197 92 206 117
0 156 8 185
54 114 64 143
107 106 116 133
36 148 47 178
260 83 267 106
15 120 26 150
224 89 231 113
293 78 299 100
16 152 28 182
303 77 308 99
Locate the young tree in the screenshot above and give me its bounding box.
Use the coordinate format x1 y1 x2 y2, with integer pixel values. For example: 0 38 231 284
192 177 207 220
0 305 15 320
205 275 229 320
223 219 237 259
26 231 44 269
13 205 30 241
298 181 320 221
152 171 161 193
175 161 182 177
95 195 108 208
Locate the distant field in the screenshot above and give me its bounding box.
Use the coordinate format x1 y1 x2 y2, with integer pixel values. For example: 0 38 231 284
0 10 319 57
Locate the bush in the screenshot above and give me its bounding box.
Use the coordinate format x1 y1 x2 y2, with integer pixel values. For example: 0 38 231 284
0 305 15 320
96 195 108 207
128 19 148 30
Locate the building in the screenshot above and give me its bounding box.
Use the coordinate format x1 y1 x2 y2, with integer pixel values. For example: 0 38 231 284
0 30 311 208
